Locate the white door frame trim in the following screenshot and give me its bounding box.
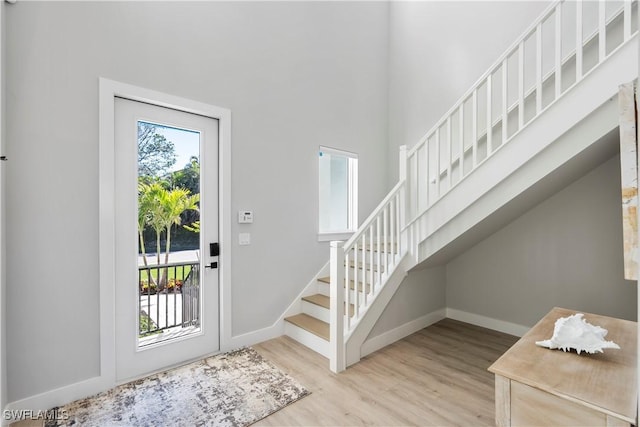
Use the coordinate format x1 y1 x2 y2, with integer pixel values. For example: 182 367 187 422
98 78 232 390
5 78 235 414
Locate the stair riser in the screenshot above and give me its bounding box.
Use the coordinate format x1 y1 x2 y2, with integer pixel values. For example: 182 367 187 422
319 277 375 288
318 279 384 296
359 246 397 253
346 264 384 275
317 285 373 304
301 300 330 323
319 267 391 288
284 322 330 358
346 269 383 283
302 299 356 321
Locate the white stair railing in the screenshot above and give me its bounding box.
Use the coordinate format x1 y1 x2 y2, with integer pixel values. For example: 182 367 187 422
328 0 638 373
404 0 638 255
330 148 409 372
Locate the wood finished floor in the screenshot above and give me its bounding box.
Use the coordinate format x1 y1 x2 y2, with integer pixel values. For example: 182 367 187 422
254 319 519 427
10 319 518 427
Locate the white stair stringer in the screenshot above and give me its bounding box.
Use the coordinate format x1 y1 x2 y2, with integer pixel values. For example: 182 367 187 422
282 262 332 357
344 253 411 367
280 261 328 321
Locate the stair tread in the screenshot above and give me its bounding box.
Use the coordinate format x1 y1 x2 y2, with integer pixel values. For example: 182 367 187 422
302 293 355 316
285 313 329 341
302 293 330 307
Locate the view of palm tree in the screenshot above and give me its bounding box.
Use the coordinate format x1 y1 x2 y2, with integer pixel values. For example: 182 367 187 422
138 182 199 284
136 122 203 344
137 122 201 286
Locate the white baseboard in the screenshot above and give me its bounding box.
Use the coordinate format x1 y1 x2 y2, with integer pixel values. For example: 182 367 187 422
359 307 530 359
223 323 285 352
361 308 446 358
3 261 331 418
3 375 109 422
223 261 330 351
3 305 528 420
446 308 530 337
4 324 285 421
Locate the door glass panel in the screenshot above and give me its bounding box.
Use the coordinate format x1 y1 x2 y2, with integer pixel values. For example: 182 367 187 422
137 121 201 348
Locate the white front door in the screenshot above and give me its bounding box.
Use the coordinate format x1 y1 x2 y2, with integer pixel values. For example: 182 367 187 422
114 97 219 382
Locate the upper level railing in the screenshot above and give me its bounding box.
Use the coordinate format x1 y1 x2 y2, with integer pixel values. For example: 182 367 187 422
328 0 638 373
405 0 638 228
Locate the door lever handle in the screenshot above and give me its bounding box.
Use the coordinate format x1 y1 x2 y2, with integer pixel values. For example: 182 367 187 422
205 262 218 269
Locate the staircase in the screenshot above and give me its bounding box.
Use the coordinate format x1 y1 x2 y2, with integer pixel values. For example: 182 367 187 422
285 0 639 373
284 239 398 362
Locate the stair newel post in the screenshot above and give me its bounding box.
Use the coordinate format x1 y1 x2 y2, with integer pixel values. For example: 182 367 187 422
330 241 346 373
399 145 408 257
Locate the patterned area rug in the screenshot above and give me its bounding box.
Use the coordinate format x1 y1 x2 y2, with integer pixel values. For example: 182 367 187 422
46 347 310 427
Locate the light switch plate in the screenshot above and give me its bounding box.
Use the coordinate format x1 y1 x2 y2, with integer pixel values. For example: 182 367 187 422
239 233 251 245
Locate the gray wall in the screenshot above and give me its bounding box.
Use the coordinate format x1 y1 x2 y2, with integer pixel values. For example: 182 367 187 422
447 155 638 326
369 1 552 339
369 266 446 339
4 1 390 402
4 0 636 407
387 1 551 182
1 0 6 414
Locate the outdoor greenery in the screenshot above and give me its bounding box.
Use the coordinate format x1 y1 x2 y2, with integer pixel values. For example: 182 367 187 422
138 122 177 177
139 183 199 261
139 265 192 283
139 311 161 336
183 221 200 233
138 124 200 290
139 278 184 295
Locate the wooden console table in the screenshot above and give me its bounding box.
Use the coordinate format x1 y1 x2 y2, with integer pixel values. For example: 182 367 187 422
489 307 637 426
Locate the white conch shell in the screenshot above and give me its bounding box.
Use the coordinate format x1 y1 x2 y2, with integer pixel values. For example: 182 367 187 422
535 313 620 354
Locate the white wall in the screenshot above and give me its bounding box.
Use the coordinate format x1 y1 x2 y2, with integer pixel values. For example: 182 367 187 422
387 1 551 184
446 155 638 327
5 1 390 403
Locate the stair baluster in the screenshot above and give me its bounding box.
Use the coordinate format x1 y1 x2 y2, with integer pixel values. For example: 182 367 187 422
286 0 639 373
